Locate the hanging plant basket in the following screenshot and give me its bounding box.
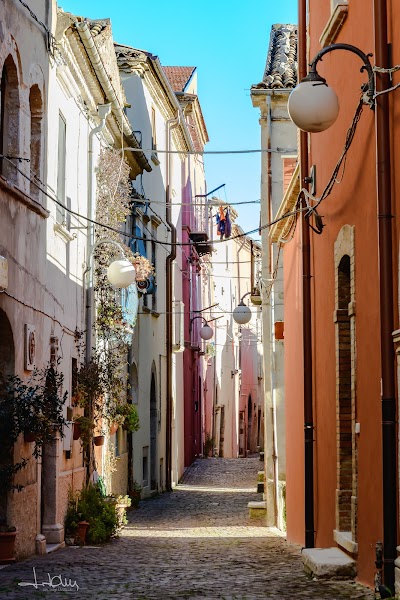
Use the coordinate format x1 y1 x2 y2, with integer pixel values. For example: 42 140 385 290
109 423 119 435
93 435 105 447
72 422 81 441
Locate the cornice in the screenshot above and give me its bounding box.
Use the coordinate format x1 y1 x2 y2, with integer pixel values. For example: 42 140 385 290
269 162 300 243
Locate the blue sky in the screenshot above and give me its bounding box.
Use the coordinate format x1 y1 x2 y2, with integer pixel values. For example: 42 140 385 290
61 0 298 238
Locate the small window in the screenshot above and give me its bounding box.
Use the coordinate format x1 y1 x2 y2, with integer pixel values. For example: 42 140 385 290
29 85 43 200
151 107 157 151
56 113 66 224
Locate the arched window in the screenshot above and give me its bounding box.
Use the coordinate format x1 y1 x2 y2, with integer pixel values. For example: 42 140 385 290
336 255 352 531
0 56 20 182
29 84 43 199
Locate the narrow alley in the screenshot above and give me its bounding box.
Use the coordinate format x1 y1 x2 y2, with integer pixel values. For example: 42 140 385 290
0 458 374 599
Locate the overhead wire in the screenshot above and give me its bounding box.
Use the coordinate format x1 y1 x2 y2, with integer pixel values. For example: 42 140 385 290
1 153 304 248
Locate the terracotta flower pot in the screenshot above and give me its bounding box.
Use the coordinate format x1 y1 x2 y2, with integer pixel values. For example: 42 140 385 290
73 422 81 441
24 431 37 443
76 521 89 545
0 531 17 564
109 423 119 435
94 435 105 447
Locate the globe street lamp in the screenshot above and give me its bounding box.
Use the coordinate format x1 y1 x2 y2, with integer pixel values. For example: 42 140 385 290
288 43 375 133
233 292 252 325
85 238 137 360
190 316 214 341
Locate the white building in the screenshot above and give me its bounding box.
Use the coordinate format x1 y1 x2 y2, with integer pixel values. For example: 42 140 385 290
204 202 263 458
251 23 298 529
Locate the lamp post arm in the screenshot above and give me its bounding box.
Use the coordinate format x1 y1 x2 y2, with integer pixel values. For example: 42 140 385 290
239 291 252 305
190 315 208 333
305 43 375 106
84 238 127 277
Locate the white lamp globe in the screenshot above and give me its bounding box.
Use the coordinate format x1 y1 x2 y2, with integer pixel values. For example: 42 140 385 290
199 324 213 341
288 80 339 133
233 303 252 325
107 259 136 288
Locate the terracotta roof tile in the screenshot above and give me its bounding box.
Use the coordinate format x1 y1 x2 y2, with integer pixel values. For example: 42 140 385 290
163 66 196 92
252 24 298 90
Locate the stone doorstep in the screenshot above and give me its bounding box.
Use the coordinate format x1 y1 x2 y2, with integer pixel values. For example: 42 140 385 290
302 547 356 580
248 501 267 518
46 542 65 554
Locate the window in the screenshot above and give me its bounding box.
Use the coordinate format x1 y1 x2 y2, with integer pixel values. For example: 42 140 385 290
151 107 157 151
142 232 148 307
56 113 66 224
151 223 157 311
29 85 43 200
0 56 20 182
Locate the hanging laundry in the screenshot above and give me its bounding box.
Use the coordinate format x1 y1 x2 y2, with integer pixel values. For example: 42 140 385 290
225 208 232 238
216 206 227 239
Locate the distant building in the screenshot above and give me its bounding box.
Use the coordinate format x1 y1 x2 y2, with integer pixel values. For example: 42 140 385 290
251 23 297 530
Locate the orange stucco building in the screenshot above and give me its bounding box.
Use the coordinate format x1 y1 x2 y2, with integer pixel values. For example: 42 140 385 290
281 0 400 592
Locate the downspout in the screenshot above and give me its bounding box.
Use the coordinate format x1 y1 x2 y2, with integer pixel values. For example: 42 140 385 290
165 112 180 491
85 103 111 362
75 20 151 173
374 0 397 590
299 0 315 548
266 94 280 527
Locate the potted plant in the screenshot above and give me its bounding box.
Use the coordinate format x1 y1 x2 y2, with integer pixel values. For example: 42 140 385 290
0 521 17 564
109 422 119 435
129 481 142 509
93 434 105 447
72 416 94 447
65 483 120 546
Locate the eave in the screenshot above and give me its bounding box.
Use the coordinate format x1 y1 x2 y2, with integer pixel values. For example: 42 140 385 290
269 162 300 243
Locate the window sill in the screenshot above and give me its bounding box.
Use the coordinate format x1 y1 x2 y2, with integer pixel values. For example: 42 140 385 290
142 305 160 318
319 4 348 47
151 152 160 166
333 530 358 554
0 175 49 218
54 222 75 243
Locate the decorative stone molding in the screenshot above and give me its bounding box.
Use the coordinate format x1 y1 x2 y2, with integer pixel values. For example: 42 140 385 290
320 2 349 48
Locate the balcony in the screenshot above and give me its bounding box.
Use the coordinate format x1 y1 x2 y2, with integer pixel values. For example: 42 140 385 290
189 231 213 256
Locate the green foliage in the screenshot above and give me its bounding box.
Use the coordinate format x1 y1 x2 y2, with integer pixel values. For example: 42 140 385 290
0 365 67 494
117 403 140 433
65 484 120 545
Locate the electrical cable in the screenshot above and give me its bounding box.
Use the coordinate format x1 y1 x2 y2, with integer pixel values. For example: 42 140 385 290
1 154 304 247
123 146 297 155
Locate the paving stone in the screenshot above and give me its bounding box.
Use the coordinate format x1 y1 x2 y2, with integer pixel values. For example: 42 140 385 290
0 457 374 599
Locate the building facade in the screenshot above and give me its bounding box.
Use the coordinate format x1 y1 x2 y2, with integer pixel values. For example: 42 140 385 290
281 0 400 592
251 23 297 530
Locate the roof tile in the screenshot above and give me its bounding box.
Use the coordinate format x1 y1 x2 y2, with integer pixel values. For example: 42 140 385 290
163 66 196 92
252 24 298 90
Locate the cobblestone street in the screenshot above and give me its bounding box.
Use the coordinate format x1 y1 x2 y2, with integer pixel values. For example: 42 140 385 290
0 457 375 599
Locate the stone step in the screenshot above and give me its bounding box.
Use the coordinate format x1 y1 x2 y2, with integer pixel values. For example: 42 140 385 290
248 501 267 518
302 547 356 580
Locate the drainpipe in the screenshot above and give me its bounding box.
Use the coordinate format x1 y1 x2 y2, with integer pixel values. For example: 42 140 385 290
298 0 315 549
165 112 180 491
265 94 280 527
85 103 111 362
374 0 397 590
75 20 151 174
